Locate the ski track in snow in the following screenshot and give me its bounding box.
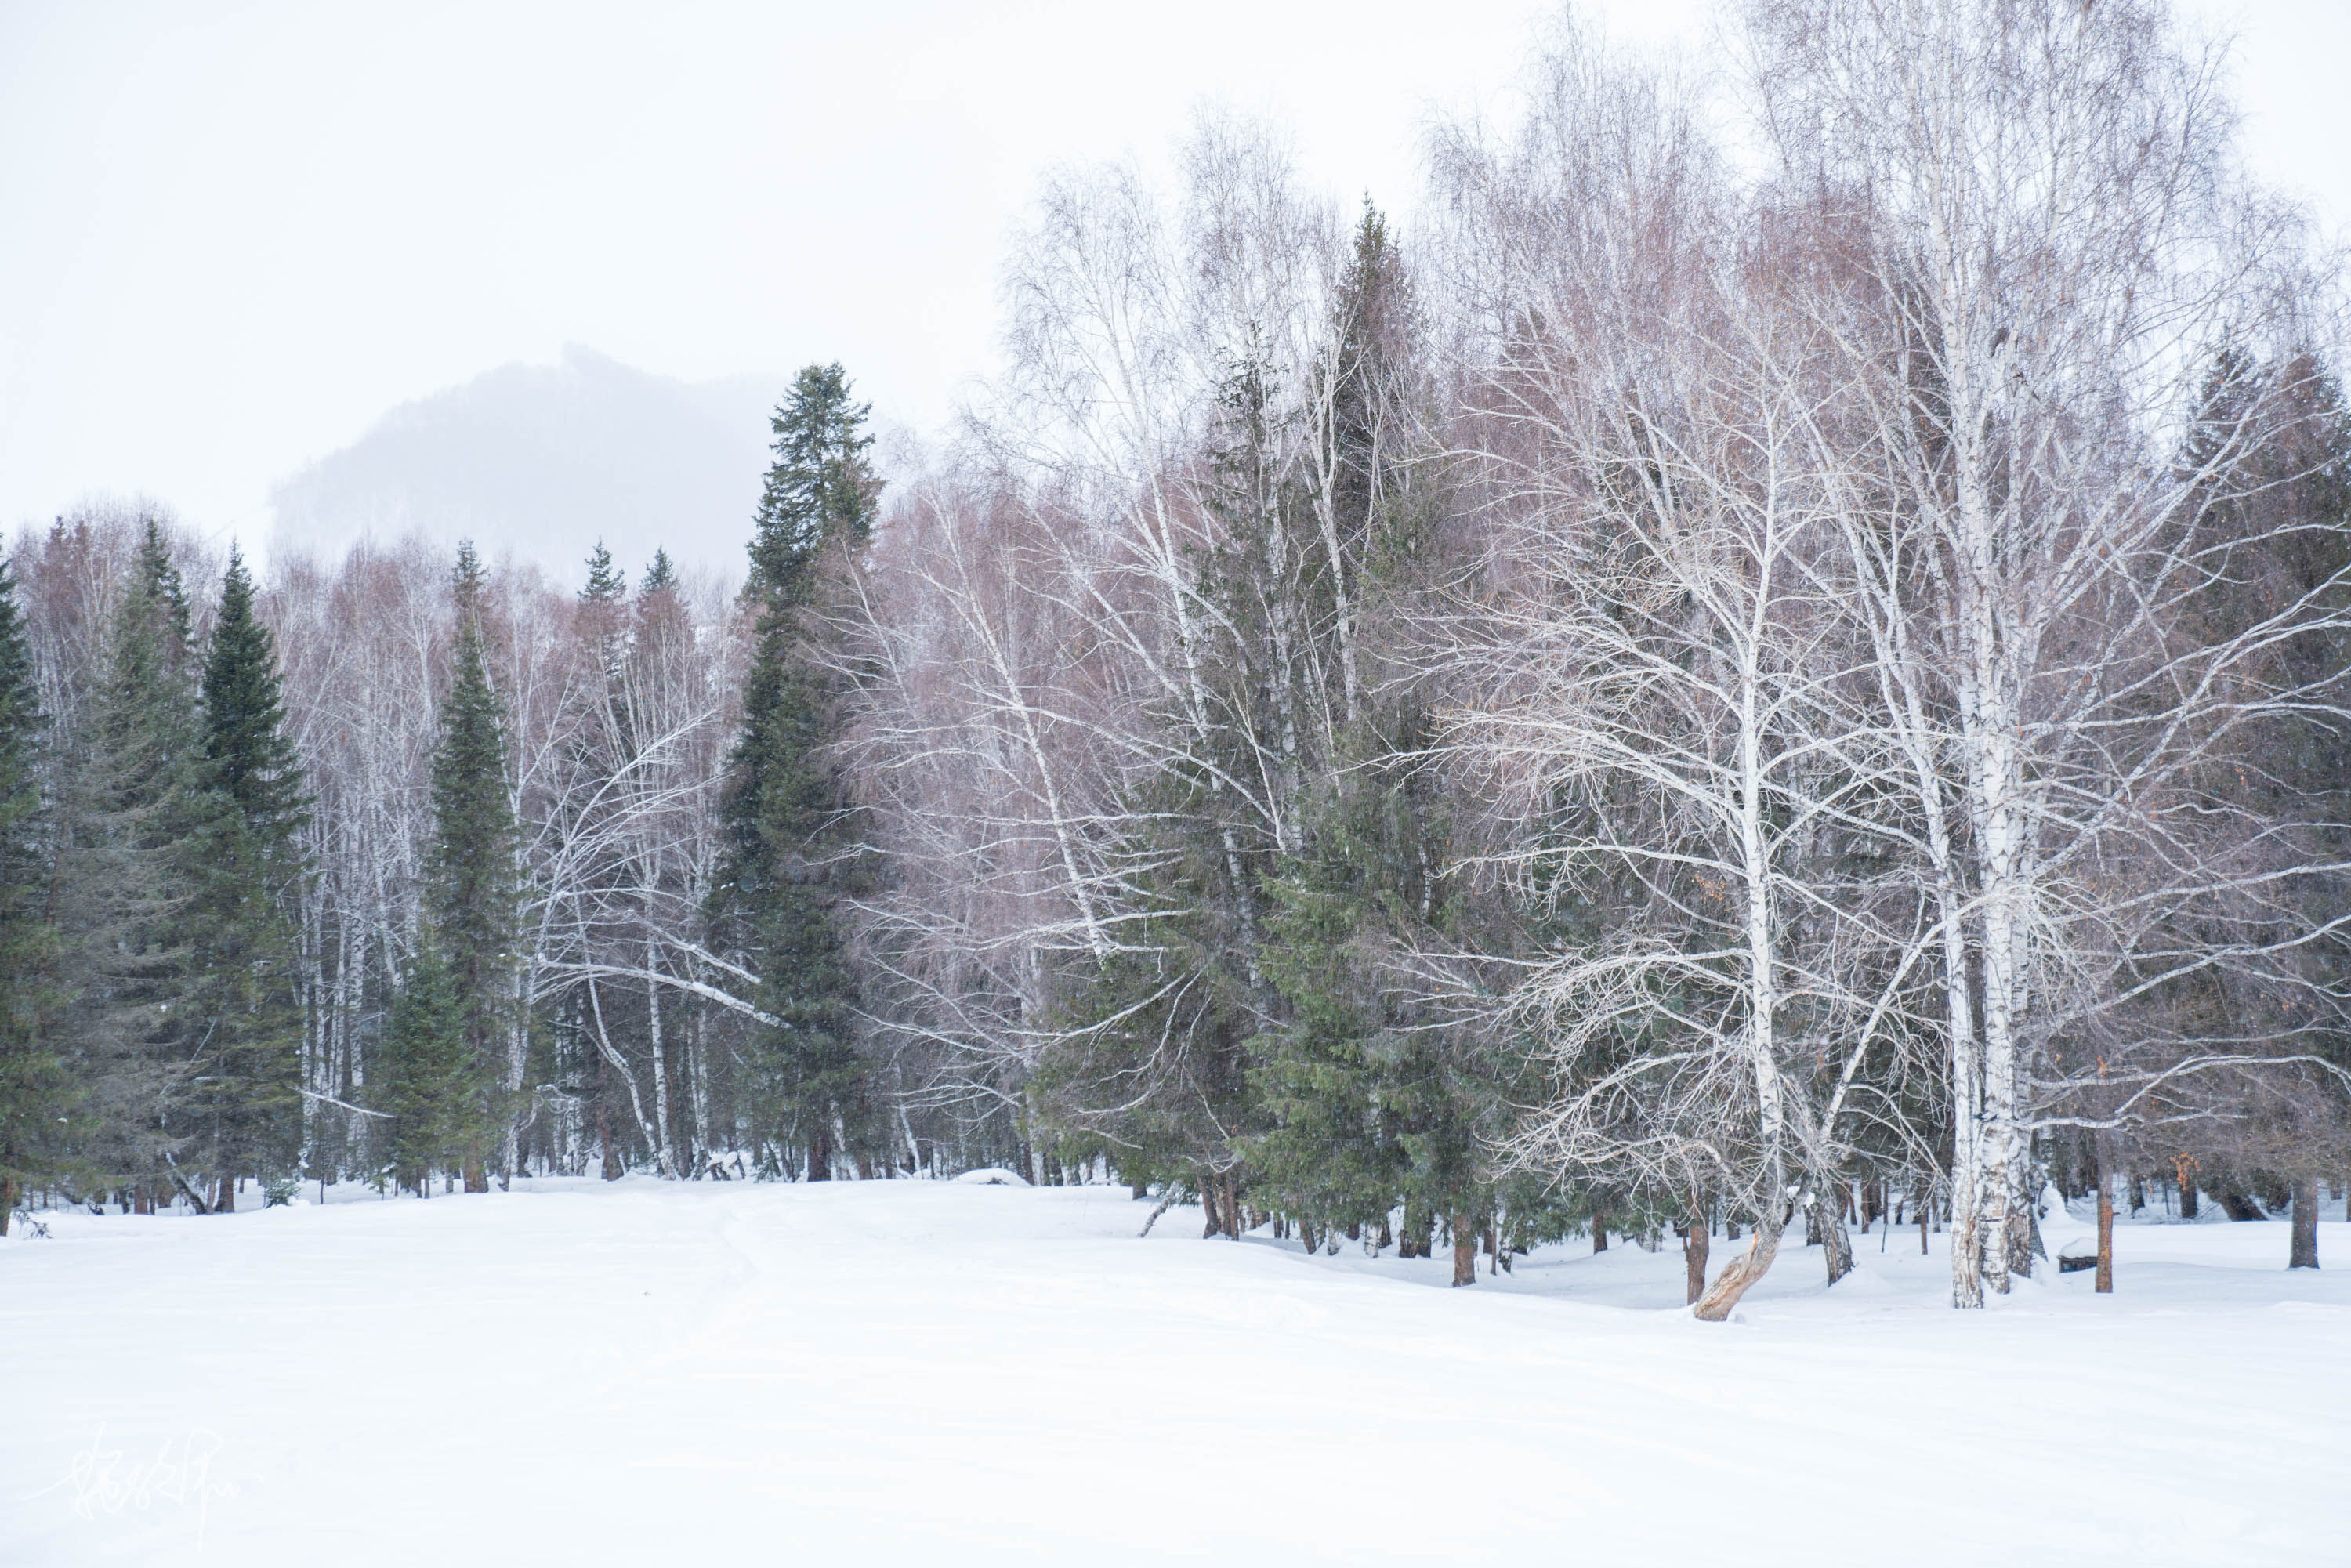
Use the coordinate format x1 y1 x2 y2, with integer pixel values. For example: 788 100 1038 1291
4 1180 2346 1565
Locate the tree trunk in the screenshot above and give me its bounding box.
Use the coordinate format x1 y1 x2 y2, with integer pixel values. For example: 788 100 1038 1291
2218 1191 2266 1222
646 941 676 1179
1201 1175 1223 1239
463 1160 488 1194
2008 1171 2041 1281
2290 1178 2320 1269
2178 1168 2199 1219
0 1175 13 1235
2095 1142 2116 1295
1692 1211 1782 1321
1591 1198 1608 1253
1821 1191 1853 1287
1451 1213 1476 1287
598 1106 621 1181
1683 1211 1711 1305
807 1119 833 1182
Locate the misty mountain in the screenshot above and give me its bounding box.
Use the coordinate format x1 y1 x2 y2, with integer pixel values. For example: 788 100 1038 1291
269 346 778 583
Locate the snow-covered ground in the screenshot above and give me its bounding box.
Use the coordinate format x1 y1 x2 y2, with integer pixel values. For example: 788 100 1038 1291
5 1180 2346 1566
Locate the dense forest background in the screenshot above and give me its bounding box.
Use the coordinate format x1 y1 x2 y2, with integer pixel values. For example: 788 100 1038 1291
5 0 2349 1316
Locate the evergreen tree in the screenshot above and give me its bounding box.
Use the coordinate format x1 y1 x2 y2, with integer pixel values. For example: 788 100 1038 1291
53 522 216 1206
639 548 676 595
712 363 878 1179
580 539 631 692
582 539 628 608
0 556 63 1229
375 926 473 1197
187 549 308 1190
1246 204 1536 1272
427 542 519 1190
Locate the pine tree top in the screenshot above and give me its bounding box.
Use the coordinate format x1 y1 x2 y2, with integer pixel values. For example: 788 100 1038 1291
202 549 306 835
748 362 880 603
428 539 519 973
134 519 194 673
581 540 627 604
640 549 677 595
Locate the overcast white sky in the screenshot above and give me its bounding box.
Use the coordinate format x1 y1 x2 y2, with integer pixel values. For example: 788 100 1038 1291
2 0 2342 556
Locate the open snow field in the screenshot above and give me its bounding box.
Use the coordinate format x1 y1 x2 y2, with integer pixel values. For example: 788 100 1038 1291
6 1180 2348 1566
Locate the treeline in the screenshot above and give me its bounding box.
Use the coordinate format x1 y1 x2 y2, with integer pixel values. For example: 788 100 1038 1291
835 0 2351 1313
5 1 2349 1314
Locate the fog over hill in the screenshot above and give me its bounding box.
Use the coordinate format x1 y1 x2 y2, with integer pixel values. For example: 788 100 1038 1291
269 346 779 583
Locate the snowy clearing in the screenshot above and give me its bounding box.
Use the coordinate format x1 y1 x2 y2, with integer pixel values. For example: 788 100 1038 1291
6 1181 2348 1566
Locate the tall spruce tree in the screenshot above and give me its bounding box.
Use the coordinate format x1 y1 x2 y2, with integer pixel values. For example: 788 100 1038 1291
188 550 308 1191
1245 203 1543 1273
426 542 519 1191
54 522 216 1208
712 363 878 1179
0 556 63 1229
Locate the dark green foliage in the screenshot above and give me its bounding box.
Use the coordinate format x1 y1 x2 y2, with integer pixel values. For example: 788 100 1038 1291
581 539 627 607
639 548 676 595
0 557 63 1222
747 363 878 598
187 550 308 1183
375 928 476 1195
712 364 880 1176
426 543 520 1182
51 523 212 1191
1035 202 1503 1237
1249 783 1441 1234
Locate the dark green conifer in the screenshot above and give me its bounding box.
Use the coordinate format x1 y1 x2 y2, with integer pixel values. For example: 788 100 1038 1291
1248 202 1536 1269
581 539 627 607
189 549 308 1188
712 363 878 1179
0 556 63 1229
375 926 473 1197
54 521 214 1204
427 542 519 1190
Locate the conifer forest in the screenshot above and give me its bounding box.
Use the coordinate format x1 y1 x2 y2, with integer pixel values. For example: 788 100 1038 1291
9 0 2351 1322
